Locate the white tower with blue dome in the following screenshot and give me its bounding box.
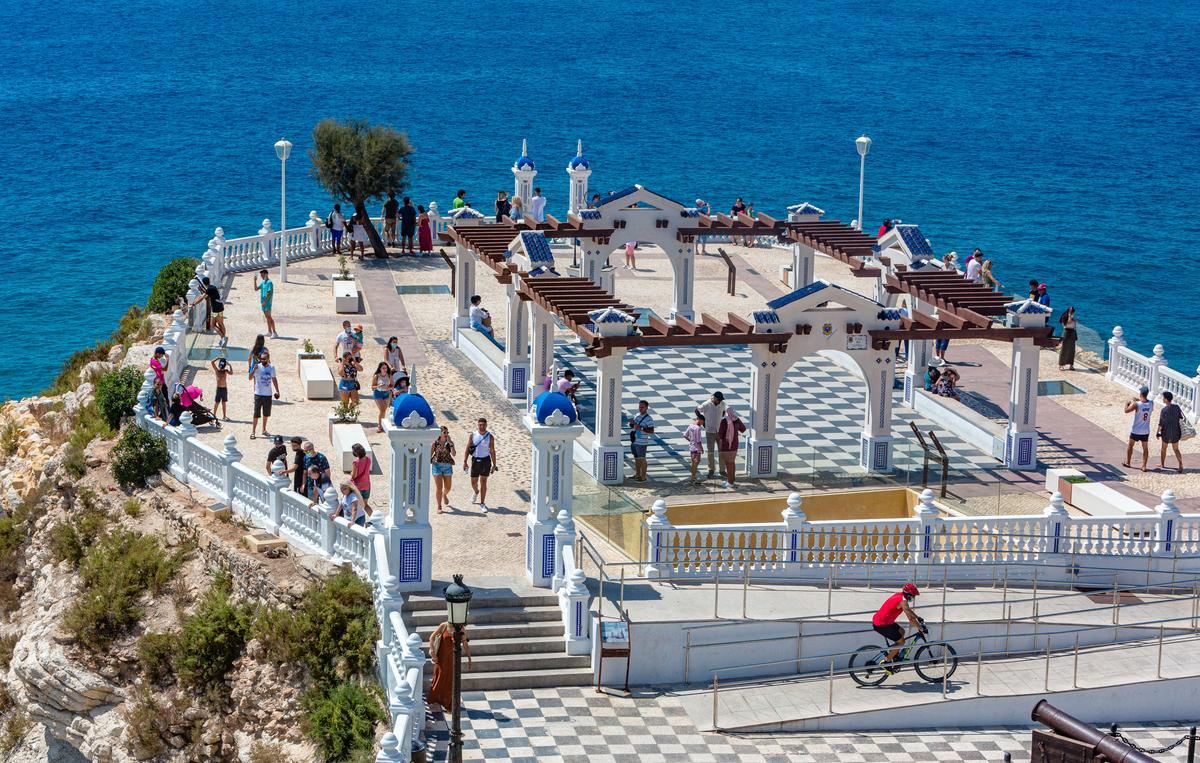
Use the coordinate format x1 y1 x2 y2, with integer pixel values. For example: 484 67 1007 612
525 391 584 587
383 389 438 592
512 139 537 210
566 139 591 216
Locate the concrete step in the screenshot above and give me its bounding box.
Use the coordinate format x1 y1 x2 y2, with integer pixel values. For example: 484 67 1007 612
408 620 564 642
460 666 593 691
403 592 560 612
406 605 562 629
426 635 568 657
465 652 590 674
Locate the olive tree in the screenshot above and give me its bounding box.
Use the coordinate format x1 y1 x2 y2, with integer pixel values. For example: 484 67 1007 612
310 119 413 258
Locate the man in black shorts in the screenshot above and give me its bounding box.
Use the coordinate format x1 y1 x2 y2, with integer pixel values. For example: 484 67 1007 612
872 583 923 668
462 418 498 514
399 196 418 254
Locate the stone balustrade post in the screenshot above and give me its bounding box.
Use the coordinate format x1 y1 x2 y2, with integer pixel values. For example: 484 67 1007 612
374 732 403 763
1155 489 1180 555
1042 492 1069 556
560 568 591 655
400 632 426 737
307 211 323 255
322 486 338 556
1147 344 1167 396
258 219 274 267
135 370 155 425
173 411 198 483
552 509 576 591
389 676 416 756
643 499 675 578
781 492 807 565
913 489 941 565
219 434 241 505
1106 326 1126 380
209 228 226 284
266 458 288 534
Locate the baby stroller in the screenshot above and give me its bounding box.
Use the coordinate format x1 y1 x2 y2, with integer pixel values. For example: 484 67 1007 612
168 383 220 428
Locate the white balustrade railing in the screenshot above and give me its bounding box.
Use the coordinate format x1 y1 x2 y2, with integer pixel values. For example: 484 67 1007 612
1105 329 1200 422
645 491 1200 583
551 511 591 655
129 312 425 761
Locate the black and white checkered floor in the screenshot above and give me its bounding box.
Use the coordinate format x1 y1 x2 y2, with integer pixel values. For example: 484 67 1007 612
427 687 1195 762
555 344 998 481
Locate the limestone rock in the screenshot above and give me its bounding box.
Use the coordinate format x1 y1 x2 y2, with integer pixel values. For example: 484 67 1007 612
79 360 115 385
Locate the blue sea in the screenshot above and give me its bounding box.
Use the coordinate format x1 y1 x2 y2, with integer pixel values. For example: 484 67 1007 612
2 0 1198 400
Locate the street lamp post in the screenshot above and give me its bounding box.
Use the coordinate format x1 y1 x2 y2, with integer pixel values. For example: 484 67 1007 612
444 574 473 763
855 134 871 232
274 138 293 284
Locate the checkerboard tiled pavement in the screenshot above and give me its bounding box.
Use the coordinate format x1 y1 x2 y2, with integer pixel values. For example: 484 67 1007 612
555 343 998 481
426 687 1197 762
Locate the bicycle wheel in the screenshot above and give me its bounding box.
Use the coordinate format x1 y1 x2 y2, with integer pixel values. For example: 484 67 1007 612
913 641 959 683
848 645 891 687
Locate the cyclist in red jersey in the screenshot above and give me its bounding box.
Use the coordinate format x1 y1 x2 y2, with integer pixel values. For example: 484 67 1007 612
872 583 923 667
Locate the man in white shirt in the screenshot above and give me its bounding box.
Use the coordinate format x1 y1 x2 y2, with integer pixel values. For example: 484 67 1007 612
1124 386 1154 471
964 249 983 284
333 320 355 361
469 295 493 337
248 350 281 439
530 187 547 223
694 391 726 479
329 204 346 254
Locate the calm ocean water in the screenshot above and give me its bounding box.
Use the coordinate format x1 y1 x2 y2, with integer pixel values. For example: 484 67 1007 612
1 1 1198 400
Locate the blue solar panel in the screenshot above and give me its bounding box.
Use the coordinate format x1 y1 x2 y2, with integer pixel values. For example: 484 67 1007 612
897 225 934 257
520 231 555 264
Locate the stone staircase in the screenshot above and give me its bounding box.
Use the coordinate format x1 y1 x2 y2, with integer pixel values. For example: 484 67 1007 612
403 586 591 691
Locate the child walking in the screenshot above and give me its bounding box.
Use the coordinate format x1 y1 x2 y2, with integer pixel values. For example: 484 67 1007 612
209 357 231 421
684 414 705 484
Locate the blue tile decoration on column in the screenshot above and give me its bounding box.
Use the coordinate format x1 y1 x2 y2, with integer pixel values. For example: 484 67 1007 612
399 539 422 583
551 454 561 502
873 441 889 470
1165 519 1174 552
407 458 417 504
756 445 772 475
603 451 619 482
513 366 526 395
541 534 556 579
574 600 583 637
1017 436 1033 467
903 375 913 404
526 526 533 572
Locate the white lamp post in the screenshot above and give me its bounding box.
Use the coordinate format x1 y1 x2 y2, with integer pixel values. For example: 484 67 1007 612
274 138 293 284
855 134 871 232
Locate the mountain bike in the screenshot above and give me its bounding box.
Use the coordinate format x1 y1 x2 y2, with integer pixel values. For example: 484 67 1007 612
847 617 958 687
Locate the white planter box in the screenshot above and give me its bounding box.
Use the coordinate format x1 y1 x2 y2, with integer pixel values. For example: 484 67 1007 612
1072 482 1155 517
299 358 336 400
333 277 359 313
327 415 373 472
295 350 325 375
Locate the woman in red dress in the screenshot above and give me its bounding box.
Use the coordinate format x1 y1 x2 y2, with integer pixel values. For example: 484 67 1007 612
417 205 433 255
428 621 471 710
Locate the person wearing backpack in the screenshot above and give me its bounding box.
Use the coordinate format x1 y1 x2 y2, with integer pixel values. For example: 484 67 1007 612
462 418 498 514
327 204 346 254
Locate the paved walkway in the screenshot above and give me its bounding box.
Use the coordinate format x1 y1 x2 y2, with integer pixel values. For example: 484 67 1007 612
424 686 1197 761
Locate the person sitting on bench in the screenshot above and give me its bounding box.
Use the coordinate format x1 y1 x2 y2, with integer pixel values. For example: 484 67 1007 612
468 295 493 337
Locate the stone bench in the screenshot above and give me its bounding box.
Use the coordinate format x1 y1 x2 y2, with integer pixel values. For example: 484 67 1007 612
330 421 373 473
333 278 360 314
299 359 336 400
1072 481 1155 517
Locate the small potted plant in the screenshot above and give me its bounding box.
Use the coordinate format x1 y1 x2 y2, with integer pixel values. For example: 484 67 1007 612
296 337 325 373
333 254 353 281
332 254 359 313
331 399 360 424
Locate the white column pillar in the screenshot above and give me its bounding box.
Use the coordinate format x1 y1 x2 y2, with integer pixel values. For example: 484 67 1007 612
580 243 608 292
384 396 438 593
528 303 555 407
860 352 894 472
745 349 783 478
669 246 696 322
643 499 675 578
503 283 530 399
208 228 226 285
904 338 931 407
307 211 324 255
1148 344 1167 396
913 489 941 564
593 348 628 485
526 401 583 586
258 219 274 267
567 141 591 216
791 242 816 290
451 245 475 340
1004 337 1040 470
1106 326 1126 381
512 139 537 209
1155 489 1181 554
1042 492 1069 556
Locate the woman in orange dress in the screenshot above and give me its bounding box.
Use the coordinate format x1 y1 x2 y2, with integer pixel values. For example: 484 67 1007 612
428 622 471 710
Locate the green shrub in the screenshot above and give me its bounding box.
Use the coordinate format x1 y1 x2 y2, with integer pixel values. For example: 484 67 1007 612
49 488 109 568
110 425 169 490
256 571 377 686
0 420 18 458
95 367 145 430
124 690 194 759
137 631 179 685
147 258 201 314
123 498 142 517
44 305 151 396
0 634 16 671
301 681 385 763
175 580 253 692
62 529 184 650
0 709 31 755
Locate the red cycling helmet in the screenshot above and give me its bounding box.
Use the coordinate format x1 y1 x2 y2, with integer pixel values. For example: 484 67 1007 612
902 583 920 597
